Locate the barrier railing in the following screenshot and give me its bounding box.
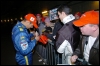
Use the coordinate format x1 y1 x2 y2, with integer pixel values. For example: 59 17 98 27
36 40 62 65
45 40 62 65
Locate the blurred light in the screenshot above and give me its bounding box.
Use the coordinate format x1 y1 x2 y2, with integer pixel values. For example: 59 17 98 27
15 18 17 20
92 1 99 10
42 10 48 17
42 11 48 14
20 17 23 20
8 19 9 22
11 19 13 21
93 1 99 6
4 20 6 22
1 20 3 22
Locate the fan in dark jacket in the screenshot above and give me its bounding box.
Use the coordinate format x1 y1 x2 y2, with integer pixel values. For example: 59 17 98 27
71 10 99 65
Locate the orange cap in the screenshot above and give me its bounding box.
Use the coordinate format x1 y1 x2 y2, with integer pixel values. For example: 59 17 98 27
33 21 38 29
39 35 48 44
25 13 36 22
25 13 38 28
73 10 99 27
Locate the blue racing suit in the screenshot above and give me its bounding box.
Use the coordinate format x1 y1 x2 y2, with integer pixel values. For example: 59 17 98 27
12 22 36 65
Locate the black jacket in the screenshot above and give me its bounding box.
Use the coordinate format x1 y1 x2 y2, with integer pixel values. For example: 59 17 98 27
73 35 99 65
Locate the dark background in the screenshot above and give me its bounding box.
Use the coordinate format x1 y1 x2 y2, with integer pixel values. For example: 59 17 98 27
1 1 72 19
1 1 98 20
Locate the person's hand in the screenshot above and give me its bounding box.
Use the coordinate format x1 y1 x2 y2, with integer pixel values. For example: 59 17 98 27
35 31 39 37
53 35 56 39
35 35 40 41
70 55 78 64
48 39 52 42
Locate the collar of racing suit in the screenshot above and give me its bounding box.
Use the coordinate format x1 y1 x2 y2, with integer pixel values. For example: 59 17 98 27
17 21 27 29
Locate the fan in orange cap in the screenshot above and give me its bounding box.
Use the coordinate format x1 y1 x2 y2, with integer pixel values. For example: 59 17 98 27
36 14 45 23
25 13 38 29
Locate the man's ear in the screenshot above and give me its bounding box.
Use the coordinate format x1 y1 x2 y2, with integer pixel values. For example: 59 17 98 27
62 12 65 15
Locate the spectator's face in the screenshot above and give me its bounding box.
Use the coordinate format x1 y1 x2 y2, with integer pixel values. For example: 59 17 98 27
58 11 65 22
79 24 98 35
75 15 80 20
36 16 42 23
45 22 50 27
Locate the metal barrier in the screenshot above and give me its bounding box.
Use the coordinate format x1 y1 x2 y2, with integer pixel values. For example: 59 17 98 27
36 40 62 65
45 40 62 65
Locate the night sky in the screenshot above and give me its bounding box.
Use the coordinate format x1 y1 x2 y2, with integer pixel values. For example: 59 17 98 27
1 1 70 19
